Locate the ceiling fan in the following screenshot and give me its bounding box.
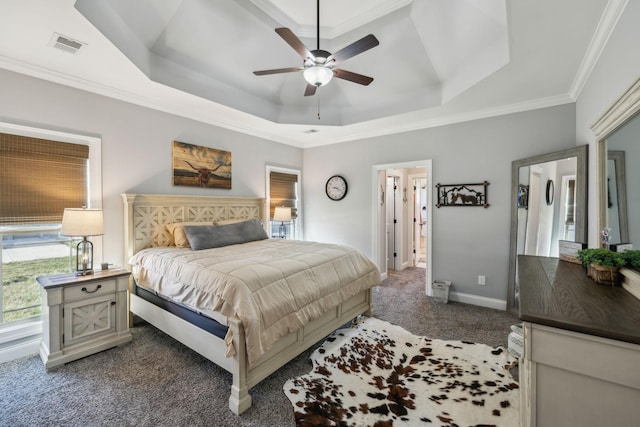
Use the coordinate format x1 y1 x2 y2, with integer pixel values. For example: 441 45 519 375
253 0 379 96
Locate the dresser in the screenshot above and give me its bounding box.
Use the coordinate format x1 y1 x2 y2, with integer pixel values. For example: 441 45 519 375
518 256 640 426
37 268 132 369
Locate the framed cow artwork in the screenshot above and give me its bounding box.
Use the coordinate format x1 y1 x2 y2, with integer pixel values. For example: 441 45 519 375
435 181 489 208
172 141 232 189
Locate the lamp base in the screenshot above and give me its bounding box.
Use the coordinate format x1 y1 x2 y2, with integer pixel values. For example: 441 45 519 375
75 269 94 276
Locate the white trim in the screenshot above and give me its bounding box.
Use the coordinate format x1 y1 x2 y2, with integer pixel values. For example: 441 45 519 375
0 320 42 364
569 0 629 100
448 291 507 311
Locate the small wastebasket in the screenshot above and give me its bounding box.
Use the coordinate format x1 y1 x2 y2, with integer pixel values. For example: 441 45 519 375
432 280 451 303
508 323 523 359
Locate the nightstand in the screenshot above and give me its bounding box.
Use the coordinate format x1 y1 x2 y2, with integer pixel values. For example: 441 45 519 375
37 268 132 370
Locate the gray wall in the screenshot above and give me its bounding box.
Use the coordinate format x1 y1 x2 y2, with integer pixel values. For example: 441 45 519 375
0 68 303 266
303 105 576 301
576 0 640 246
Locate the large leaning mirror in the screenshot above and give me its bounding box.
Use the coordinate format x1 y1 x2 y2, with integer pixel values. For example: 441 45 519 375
593 78 640 249
507 145 588 314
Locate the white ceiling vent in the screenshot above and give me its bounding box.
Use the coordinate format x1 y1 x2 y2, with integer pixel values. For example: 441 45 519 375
49 33 86 54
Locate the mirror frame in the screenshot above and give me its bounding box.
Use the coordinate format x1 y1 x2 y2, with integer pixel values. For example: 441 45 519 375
592 78 640 244
507 145 588 314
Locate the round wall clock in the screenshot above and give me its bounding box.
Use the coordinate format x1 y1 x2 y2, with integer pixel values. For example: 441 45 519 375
325 175 348 201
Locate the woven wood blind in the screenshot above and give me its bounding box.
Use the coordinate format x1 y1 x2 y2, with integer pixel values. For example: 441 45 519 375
0 133 89 225
269 171 298 219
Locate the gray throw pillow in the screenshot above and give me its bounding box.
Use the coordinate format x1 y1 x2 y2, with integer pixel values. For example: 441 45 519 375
183 219 268 250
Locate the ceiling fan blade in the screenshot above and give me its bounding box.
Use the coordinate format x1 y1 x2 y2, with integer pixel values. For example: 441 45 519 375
304 84 317 97
327 34 379 63
253 67 303 76
275 28 313 60
333 69 374 86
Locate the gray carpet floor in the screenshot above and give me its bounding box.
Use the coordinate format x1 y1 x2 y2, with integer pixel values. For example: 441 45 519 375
0 267 518 427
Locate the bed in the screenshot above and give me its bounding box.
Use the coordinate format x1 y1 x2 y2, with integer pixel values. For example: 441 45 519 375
121 193 380 414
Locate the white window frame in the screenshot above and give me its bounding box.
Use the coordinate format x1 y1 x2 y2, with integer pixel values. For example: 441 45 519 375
0 121 102 363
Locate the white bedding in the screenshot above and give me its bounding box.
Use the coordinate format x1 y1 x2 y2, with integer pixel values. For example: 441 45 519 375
129 239 380 367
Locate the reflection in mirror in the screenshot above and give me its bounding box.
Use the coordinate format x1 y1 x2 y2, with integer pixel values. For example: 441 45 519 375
507 146 588 314
593 78 640 253
605 114 639 247
606 151 627 244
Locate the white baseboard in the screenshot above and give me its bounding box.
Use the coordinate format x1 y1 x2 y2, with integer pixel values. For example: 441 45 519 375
0 320 42 364
0 338 40 364
448 291 507 311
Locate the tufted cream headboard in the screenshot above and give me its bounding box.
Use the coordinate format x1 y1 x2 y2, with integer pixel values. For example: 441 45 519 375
121 193 266 266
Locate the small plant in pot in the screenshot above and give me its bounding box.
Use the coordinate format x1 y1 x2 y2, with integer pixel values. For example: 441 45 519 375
577 248 625 286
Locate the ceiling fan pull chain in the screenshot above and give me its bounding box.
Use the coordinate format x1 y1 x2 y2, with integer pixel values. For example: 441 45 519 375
316 0 320 50
317 91 321 120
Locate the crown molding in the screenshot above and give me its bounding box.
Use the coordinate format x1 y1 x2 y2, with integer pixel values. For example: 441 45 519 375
569 0 628 100
0 55 305 148
301 94 575 148
0 54 575 151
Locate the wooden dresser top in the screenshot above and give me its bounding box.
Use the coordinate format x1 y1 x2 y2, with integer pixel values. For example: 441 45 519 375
518 255 640 345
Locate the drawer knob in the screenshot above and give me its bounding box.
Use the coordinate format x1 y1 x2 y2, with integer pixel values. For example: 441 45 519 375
81 284 102 294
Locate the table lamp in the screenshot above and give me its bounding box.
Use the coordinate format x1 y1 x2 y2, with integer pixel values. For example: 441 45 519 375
273 206 291 239
61 208 104 275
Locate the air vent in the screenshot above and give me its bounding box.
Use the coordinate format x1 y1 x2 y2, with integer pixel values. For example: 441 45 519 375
49 33 86 54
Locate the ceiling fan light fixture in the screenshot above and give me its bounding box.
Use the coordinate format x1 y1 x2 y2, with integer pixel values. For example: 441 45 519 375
303 66 333 87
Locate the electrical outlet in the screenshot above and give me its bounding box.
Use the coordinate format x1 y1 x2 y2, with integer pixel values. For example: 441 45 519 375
478 275 486 286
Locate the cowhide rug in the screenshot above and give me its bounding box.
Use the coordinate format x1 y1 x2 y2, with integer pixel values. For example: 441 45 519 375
284 317 519 427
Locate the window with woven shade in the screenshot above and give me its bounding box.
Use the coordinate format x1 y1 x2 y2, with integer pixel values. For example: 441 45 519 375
269 171 298 220
0 133 89 225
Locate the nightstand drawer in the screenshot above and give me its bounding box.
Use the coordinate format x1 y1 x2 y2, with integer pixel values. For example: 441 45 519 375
63 294 117 347
64 279 116 302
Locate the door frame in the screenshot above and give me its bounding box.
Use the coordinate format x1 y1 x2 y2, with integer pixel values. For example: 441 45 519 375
372 160 433 295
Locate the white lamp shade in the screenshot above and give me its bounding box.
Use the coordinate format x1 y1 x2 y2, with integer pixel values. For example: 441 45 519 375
273 206 292 222
61 208 104 237
303 66 333 87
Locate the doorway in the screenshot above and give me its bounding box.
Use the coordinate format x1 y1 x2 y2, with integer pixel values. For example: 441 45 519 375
411 176 427 268
373 160 433 296
386 173 400 271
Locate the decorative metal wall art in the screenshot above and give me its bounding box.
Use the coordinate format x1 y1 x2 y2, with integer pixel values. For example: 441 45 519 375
518 184 529 209
435 181 489 208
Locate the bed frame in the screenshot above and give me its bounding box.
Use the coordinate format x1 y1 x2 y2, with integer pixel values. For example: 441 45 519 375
121 193 373 414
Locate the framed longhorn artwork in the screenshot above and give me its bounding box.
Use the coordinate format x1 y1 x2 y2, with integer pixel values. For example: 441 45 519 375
172 141 232 189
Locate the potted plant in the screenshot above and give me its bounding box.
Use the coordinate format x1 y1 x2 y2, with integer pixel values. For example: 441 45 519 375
621 250 640 270
577 248 625 286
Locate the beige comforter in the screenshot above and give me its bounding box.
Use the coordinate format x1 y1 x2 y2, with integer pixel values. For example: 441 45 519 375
129 239 380 367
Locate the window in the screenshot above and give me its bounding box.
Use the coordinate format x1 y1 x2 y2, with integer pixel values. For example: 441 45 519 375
0 121 101 360
0 133 89 225
266 167 301 239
